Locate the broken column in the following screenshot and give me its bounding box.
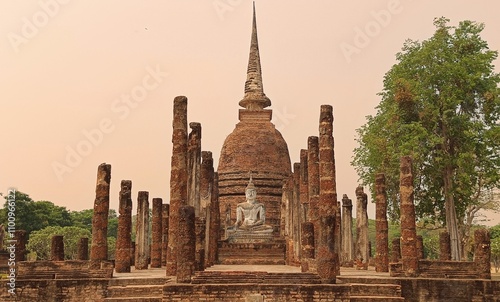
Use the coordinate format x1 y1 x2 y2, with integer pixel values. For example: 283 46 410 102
317 104 339 282
151 198 163 268
166 96 189 276
399 156 418 277
14 230 27 262
135 191 150 270
187 122 202 216
177 205 196 283
301 221 315 272
90 163 111 263
341 194 354 267
162 204 170 267
51 235 64 261
77 237 89 261
375 173 389 272
474 229 491 279
391 238 401 263
439 231 451 261
355 186 369 269
115 180 133 273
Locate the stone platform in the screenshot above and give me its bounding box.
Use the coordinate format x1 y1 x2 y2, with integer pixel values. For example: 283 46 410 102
217 239 286 265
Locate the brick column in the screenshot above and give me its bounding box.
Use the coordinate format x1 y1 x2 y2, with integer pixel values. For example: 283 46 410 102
77 237 89 260
317 104 339 282
474 229 491 279
90 163 111 262
51 235 64 261
293 163 301 263
167 96 188 276
439 231 451 261
375 173 389 272
391 238 401 263
301 222 315 272
14 230 27 262
341 195 354 267
115 180 132 273
300 149 309 222
195 217 206 271
177 205 196 283
416 235 424 260
188 122 202 216
151 198 163 268
355 186 369 269
208 172 220 267
162 204 169 267
201 151 214 267
135 191 150 270
307 136 320 252
399 156 418 277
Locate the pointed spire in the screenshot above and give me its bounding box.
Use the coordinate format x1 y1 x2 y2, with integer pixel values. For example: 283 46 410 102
239 2 271 110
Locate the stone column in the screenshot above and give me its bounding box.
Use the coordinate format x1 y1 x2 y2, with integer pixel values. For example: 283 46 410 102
293 162 302 263
77 237 89 261
375 173 389 272
90 163 111 262
162 204 170 267
341 195 354 267
177 205 196 283
355 186 369 269
151 198 163 268
130 242 135 266
301 222 315 272
439 231 451 261
14 230 27 262
317 104 339 282
416 235 424 260
208 172 220 266
300 149 309 222
399 156 418 277
474 229 491 279
115 180 132 273
282 176 294 265
188 122 202 217
195 217 206 271
391 238 401 263
335 201 342 257
307 136 320 251
51 235 64 261
167 96 188 276
135 191 150 270
201 151 214 267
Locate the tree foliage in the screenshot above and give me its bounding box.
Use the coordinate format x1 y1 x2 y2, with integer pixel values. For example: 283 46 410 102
352 18 500 260
26 226 91 260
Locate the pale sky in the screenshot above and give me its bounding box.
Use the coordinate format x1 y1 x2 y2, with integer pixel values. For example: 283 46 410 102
1 1 499 226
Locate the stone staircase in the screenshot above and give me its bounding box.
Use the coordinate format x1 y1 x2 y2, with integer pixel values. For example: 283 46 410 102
191 270 322 284
337 276 405 301
104 277 167 302
217 240 286 265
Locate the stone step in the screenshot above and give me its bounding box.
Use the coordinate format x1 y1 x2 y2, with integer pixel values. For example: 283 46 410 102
336 276 399 285
104 298 162 302
106 285 163 298
349 283 402 297
350 296 405 302
109 277 167 286
191 271 322 284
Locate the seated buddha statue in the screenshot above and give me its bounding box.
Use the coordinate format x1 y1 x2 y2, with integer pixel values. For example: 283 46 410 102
233 177 273 233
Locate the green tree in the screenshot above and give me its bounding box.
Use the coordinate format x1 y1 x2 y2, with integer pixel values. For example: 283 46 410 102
26 226 91 260
352 18 500 260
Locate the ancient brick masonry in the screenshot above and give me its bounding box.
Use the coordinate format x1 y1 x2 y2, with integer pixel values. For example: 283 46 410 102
355 186 369 269
341 194 354 267
90 163 111 263
375 173 389 272
300 149 309 222
317 104 339 282
208 171 220 268
51 235 64 261
391 238 401 263
14 230 27 262
177 205 196 283
135 191 150 270
474 229 491 279
439 231 451 261
188 122 202 216
162 204 170 267
307 136 320 253
167 96 188 276
301 221 315 272
77 237 89 260
399 156 418 277
151 198 163 268
293 163 302 263
200 151 214 267
115 180 132 273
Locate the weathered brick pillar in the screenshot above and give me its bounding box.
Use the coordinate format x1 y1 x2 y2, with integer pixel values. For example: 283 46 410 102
439 231 451 261
300 149 309 222
51 235 64 261
282 176 294 265
195 217 206 271
167 96 188 276
135 191 150 270
188 122 202 216
474 229 491 279
162 204 170 267
375 173 389 272
90 163 111 263
307 136 320 254
335 201 342 257
201 151 214 267
151 198 163 268
391 238 401 263
416 235 424 260
317 104 339 282
177 205 196 283
341 195 354 267
293 163 302 262
14 230 27 262
130 242 135 266
115 180 132 273
301 222 315 272
208 172 220 266
399 156 418 277
355 186 369 269
77 237 89 260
